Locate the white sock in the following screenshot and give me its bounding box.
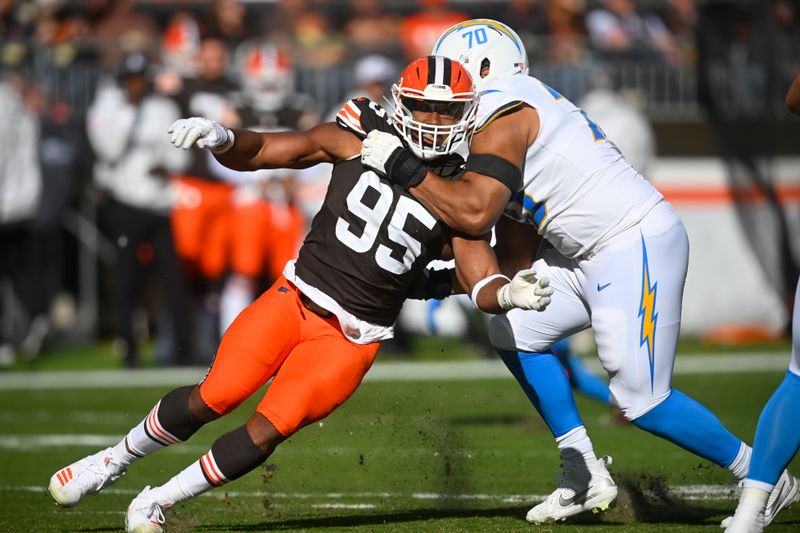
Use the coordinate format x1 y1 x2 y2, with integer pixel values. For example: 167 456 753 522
737 487 769 513
111 401 182 466
728 442 753 482
220 275 254 334
150 452 227 507
743 479 775 493
556 426 598 467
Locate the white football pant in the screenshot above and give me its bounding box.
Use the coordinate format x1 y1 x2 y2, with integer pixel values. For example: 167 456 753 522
490 201 689 420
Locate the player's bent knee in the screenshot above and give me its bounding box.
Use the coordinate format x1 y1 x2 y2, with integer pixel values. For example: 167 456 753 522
188 385 223 422
246 412 286 452
158 385 212 441
620 388 672 422
198 380 250 417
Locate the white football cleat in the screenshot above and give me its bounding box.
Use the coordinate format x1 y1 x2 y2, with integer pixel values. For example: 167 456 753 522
526 455 618 524
722 470 800 530
49 447 126 507
764 470 799 526
126 486 166 533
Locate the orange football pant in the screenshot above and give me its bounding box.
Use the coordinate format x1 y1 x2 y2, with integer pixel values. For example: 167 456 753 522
199 275 381 437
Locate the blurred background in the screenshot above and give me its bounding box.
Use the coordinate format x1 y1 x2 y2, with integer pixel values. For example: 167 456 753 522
0 0 798 369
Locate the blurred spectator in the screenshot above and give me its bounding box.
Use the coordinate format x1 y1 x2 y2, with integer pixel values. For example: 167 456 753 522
211 39 312 334
0 71 42 366
663 0 698 36
87 51 192 367
86 0 160 66
291 9 346 68
234 39 319 129
204 0 252 51
161 11 201 80
399 0 467 61
660 0 698 65
580 69 656 177
545 0 589 65
343 0 402 58
326 53 396 119
585 0 679 64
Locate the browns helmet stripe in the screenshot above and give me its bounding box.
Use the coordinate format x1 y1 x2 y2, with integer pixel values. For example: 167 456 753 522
425 55 453 87
442 57 452 86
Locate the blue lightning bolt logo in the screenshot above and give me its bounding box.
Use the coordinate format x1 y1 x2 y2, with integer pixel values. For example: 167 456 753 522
638 234 658 391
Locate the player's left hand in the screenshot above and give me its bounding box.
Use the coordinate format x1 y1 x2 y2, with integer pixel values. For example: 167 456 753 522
361 130 427 188
497 269 553 312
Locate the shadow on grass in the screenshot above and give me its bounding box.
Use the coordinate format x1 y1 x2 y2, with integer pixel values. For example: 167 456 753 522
604 472 727 525
199 505 530 531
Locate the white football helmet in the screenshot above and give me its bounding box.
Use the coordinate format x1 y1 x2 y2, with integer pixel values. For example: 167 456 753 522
431 19 529 91
391 55 479 161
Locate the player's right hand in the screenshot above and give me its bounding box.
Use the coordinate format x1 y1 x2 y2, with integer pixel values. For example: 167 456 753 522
497 269 553 312
167 117 234 154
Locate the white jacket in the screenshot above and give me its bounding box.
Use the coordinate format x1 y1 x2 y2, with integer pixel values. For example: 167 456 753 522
87 82 188 212
0 82 41 224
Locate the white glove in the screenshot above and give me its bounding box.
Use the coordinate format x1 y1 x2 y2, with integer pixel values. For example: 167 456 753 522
361 130 403 175
167 117 234 154
497 269 554 312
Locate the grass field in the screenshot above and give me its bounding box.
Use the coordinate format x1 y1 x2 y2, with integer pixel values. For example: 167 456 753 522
1 346 799 532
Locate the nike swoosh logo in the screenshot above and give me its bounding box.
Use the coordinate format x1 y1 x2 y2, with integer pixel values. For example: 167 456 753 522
558 487 591 506
597 282 612 292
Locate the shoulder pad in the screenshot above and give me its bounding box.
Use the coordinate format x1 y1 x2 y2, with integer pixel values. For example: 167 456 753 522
335 97 393 139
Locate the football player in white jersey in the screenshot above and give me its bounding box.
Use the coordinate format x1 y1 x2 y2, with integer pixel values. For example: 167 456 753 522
724 280 800 532
360 19 800 524
723 78 800 532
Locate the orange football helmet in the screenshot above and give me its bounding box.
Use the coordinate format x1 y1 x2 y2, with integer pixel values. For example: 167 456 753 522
391 55 479 160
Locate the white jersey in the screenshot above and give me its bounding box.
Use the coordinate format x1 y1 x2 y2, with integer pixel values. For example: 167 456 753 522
477 75 663 258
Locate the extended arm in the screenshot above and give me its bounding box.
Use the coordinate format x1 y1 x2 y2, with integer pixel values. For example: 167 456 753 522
787 72 800 116
168 118 360 171
361 106 539 236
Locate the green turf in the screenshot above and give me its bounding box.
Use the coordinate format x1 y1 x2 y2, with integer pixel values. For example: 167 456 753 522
4 333 794 372
1 369 799 532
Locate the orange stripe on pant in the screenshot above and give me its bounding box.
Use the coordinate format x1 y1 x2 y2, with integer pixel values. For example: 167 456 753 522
199 275 381 437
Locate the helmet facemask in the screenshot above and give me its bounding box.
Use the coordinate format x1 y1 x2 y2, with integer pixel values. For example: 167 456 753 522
390 72 479 161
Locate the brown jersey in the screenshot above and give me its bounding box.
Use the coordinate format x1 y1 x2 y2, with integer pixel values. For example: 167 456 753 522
294 98 461 326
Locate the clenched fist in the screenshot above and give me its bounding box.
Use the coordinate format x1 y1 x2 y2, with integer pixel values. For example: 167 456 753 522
167 117 234 154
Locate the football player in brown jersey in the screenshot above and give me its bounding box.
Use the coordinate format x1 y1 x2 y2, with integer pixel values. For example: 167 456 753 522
48 56 552 533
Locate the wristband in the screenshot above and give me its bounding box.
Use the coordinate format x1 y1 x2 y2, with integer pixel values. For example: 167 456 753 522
211 128 235 154
384 146 428 189
470 273 510 309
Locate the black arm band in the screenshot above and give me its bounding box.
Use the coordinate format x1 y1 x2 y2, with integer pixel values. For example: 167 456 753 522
385 146 428 189
464 154 523 192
